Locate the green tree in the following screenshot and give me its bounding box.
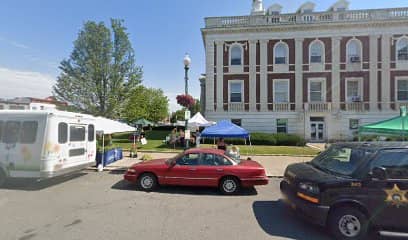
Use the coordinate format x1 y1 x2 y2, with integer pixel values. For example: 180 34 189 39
53 19 142 118
190 99 201 116
122 86 169 123
170 109 186 123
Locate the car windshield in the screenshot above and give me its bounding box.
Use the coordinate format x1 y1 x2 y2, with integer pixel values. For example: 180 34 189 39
311 145 373 176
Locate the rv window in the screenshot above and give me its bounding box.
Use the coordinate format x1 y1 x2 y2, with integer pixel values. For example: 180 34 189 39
88 124 95 142
70 125 85 142
58 123 68 144
3 121 21 144
20 121 38 144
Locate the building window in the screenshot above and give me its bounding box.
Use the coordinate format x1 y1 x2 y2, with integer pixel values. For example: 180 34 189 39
273 79 289 103
309 79 325 102
346 79 362 102
310 40 324 63
397 37 408 61
230 45 242 66
231 119 242 127
397 79 408 101
277 119 288 133
274 42 288 64
229 81 243 103
349 119 360 130
347 39 362 63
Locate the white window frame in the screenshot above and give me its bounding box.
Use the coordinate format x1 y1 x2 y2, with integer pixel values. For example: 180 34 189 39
273 79 290 103
395 77 408 102
229 44 244 66
273 41 289 65
308 78 326 103
309 40 325 64
346 38 363 63
345 78 363 102
228 80 244 103
396 36 408 62
276 119 288 134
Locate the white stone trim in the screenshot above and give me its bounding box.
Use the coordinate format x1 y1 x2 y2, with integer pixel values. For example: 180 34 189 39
308 78 326 102
260 39 269 111
216 40 224 112
273 41 289 72
331 36 341 111
369 35 379 111
396 36 408 70
205 40 215 112
273 79 290 103
228 43 244 66
381 34 391 110
295 38 304 111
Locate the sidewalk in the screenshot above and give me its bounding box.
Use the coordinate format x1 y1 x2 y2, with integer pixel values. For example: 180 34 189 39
98 152 313 177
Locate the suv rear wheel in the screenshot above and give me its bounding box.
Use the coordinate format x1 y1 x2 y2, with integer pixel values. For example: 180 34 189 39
328 207 369 240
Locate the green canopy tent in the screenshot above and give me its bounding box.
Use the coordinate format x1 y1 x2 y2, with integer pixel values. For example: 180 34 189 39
359 110 408 141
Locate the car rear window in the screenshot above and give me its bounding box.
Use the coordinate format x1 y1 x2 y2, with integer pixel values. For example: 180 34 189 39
70 125 85 142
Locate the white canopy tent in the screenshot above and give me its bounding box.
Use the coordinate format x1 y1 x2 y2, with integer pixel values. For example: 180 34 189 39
188 112 214 128
94 117 136 171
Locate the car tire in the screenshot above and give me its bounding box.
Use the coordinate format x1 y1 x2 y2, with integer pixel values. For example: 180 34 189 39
219 176 240 195
328 207 369 240
137 173 158 192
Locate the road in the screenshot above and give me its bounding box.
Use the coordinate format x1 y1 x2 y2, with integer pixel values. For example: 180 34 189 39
0 171 373 240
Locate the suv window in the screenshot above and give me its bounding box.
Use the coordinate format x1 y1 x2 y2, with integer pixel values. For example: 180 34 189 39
201 153 232 166
370 149 408 179
176 153 200 166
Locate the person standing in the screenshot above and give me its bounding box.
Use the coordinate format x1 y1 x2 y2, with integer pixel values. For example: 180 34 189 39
217 138 226 150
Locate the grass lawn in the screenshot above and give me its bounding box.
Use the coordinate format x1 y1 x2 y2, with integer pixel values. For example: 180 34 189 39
111 130 320 156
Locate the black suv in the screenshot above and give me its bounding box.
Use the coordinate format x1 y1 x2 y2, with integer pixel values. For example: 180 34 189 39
280 142 408 240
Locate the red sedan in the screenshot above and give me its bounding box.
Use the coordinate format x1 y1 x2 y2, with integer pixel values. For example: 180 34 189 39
124 148 269 194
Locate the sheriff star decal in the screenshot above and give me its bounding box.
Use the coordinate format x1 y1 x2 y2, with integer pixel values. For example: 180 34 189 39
384 184 408 208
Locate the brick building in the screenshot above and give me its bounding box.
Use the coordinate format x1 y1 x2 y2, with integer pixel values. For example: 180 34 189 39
200 0 408 141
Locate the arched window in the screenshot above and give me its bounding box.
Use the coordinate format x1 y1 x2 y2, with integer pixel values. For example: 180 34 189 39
310 41 324 63
397 37 408 61
274 42 288 64
230 45 242 66
347 39 362 63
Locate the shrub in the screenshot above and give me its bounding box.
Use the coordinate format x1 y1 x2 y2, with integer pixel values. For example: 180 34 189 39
201 133 305 146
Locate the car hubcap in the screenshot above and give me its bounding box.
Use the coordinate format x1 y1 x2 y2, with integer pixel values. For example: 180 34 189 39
223 180 236 193
141 176 153 189
338 215 361 237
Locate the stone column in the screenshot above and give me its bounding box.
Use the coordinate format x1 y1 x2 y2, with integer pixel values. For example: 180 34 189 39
199 75 206 116
369 35 379 111
260 39 268 111
215 40 224 112
331 37 341 111
249 40 258 112
381 34 391 111
295 38 304 111
205 40 215 112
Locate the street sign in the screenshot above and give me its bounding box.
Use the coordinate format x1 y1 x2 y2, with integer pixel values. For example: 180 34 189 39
185 110 191 120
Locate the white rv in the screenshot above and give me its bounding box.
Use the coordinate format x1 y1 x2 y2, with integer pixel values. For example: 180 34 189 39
0 110 97 185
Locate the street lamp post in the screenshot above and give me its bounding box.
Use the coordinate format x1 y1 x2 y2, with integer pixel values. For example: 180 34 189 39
183 54 191 149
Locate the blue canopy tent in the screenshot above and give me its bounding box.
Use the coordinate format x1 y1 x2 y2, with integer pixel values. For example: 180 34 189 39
201 120 252 155
201 120 250 138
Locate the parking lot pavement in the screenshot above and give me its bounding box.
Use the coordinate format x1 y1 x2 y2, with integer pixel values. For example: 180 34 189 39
0 171 334 240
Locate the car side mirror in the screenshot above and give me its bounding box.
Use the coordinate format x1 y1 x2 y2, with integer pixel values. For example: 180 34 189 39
371 167 387 180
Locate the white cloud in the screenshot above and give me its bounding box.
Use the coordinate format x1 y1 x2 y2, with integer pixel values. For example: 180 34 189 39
0 36 30 50
0 67 55 99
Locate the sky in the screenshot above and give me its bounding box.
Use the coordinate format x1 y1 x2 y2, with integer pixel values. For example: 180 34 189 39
0 0 408 112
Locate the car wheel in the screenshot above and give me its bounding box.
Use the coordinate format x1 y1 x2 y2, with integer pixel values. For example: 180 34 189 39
138 173 158 192
328 207 369 240
219 177 240 195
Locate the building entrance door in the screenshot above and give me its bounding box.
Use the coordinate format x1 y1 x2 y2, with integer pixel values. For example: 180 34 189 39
310 117 325 141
